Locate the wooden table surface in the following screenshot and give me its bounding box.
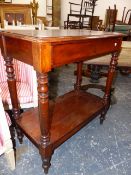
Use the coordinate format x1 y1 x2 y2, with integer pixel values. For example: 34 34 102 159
0 29 123 174
1 29 123 72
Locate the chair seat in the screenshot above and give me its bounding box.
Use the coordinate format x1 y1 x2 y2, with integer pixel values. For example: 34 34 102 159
1 82 33 107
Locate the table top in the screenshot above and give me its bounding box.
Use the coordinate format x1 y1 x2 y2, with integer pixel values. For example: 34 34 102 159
0 29 123 73
1 29 123 41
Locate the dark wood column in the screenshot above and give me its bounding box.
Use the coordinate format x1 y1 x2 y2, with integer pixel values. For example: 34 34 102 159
37 72 52 174
52 0 61 26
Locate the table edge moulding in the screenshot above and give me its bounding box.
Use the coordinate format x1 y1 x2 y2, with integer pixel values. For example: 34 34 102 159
0 29 123 174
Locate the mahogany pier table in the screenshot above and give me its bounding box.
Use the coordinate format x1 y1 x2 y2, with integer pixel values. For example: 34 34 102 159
0 30 123 174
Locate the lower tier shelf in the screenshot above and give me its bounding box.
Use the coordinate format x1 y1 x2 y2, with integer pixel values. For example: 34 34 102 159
16 90 105 149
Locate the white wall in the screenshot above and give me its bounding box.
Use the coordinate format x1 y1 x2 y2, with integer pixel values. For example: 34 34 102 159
12 0 131 26
61 0 131 26
12 0 46 16
94 0 131 20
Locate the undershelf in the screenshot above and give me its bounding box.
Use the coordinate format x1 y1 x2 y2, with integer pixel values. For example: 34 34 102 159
16 90 105 149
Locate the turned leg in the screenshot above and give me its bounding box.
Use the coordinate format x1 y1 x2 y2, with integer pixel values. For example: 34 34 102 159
3 42 23 143
100 52 119 124
74 62 83 90
89 64 101 83
5 57 23 143
37 73 53 174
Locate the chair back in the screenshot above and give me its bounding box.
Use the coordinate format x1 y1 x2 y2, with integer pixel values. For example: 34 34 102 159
104 5 117 32
69 0 97 16
123 9 131 24
83 0 97 15
67 0 97 29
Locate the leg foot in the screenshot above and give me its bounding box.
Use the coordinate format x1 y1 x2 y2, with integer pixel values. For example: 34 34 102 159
16 126 24 144
42 157 51 174
100 111 106 124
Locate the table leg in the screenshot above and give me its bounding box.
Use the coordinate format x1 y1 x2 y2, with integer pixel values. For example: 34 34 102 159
37 72 53 174
4 56 23 143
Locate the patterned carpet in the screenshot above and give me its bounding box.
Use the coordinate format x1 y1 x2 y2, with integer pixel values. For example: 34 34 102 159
0 64 131 175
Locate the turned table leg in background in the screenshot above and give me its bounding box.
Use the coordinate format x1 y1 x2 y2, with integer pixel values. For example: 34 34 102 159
74 62 83 91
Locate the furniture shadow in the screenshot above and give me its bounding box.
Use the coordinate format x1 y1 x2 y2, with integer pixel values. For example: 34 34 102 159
48 68 60 100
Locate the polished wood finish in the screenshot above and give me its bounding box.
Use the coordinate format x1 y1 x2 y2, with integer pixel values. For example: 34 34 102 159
0 30 123 174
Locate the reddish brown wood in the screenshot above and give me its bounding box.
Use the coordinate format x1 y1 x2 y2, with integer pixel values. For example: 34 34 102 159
0 30 123 174
16 91 104 146
74 62 83 90
37 72 52 173
104 52 119 104
1 35 23 143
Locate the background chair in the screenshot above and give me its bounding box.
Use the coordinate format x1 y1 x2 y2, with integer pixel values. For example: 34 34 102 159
83 41 131 80
0 87 15 170
79 5 131 104
121 7 131 25
64 0 97 29
82 4 118 81
115 7 131 41
104 5 117 31
83 5 131 80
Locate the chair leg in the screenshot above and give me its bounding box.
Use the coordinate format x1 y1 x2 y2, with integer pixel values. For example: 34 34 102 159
119 68 131 76
6 109 24 144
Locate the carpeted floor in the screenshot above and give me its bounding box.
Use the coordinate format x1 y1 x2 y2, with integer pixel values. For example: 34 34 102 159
0 64 131 175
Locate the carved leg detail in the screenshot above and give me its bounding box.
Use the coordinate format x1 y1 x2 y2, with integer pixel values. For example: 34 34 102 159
100 110 106 124
42 156 51 174
37 72 52 173
9 124 16 151
74 62 83 91
15 125 24 144
90 65 101 83
39 145 53 174
4 53 23 143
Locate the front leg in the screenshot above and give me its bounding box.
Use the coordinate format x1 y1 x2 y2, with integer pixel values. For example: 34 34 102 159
4 56 23 143
37 72 53 174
